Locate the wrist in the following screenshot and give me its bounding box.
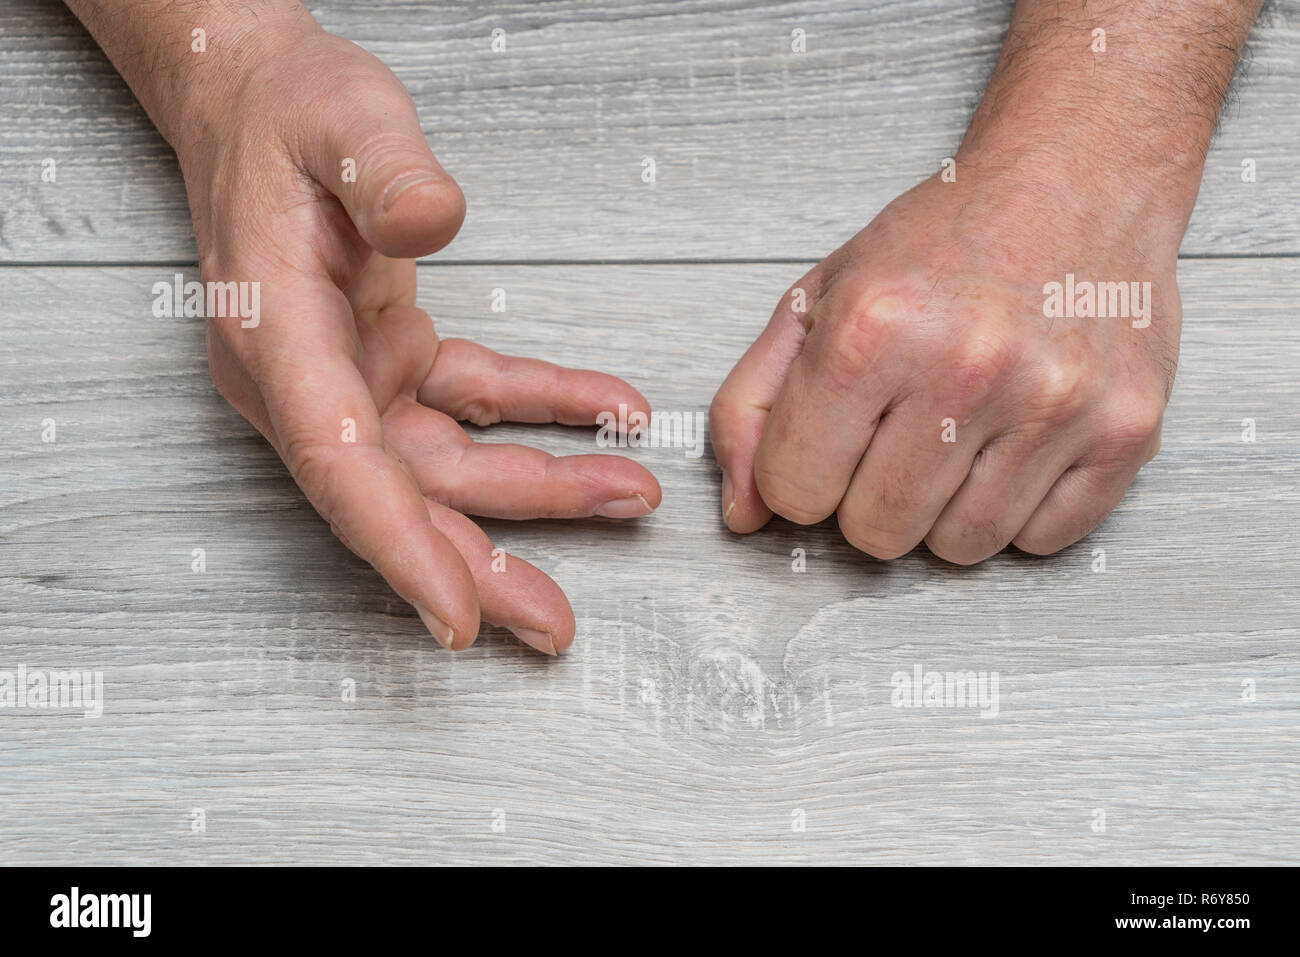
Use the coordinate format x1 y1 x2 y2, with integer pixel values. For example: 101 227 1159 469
959 85 1209 186
168 14 323 158
67 0 320 155
952 109 1204 254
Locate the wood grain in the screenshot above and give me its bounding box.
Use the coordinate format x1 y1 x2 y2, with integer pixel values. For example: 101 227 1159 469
1 261 1296 864
1 0 1298 263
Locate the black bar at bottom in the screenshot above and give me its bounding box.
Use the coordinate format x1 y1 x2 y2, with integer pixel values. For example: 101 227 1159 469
0 865 1284 945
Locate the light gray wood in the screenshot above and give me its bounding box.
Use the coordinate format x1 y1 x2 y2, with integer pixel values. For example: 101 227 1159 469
1 260 1297 865
1 0 1297 263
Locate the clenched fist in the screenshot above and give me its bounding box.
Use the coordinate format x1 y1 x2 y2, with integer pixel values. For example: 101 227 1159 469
710 165 1178 564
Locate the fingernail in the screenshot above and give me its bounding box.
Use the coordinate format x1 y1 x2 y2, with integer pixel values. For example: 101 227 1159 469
721 470 735 521
509 627 558 656
415 604 456 650
595 493 652 519
383 172 442 212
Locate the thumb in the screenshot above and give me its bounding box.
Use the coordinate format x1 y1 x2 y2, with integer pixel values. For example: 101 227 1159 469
709 268 822 533
302 77 465 259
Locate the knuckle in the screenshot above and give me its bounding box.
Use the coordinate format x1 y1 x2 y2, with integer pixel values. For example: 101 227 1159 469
836 508 913 560
944 334 1019 406
1014 495 1110 555
456 398 500 427
819 293 910 386
708 389 744 433
1011 528 1065 556
282 436 342 512
926 515 1004 566
753 465 833 526
837 292 910 346
835 462 928 559
926 539 983 566
1028 351 1093 416
439 370 502 426
1099 390 1164 456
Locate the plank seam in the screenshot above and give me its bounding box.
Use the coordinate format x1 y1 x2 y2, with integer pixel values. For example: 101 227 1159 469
2 253 1299 268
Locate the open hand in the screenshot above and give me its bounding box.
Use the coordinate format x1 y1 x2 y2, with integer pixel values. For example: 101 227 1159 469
186 27 659 652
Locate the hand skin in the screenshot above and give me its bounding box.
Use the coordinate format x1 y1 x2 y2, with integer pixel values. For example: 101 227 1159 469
66 0 662 654
711 0 1262 564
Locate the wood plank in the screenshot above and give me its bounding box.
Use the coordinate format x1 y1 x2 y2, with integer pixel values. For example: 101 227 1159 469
1 0 1297 263
1 260 1297 864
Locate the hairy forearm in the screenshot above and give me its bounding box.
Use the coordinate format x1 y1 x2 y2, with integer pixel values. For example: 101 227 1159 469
962 2 1260 182
64 0 317 150
953 0 1261 251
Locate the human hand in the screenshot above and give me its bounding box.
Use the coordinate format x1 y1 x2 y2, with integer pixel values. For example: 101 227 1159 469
707 0 1265 565
182 25 659 652
710 162 1178 563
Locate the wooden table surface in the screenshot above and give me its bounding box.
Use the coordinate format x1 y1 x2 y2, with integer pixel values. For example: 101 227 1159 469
1 1 1297 865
